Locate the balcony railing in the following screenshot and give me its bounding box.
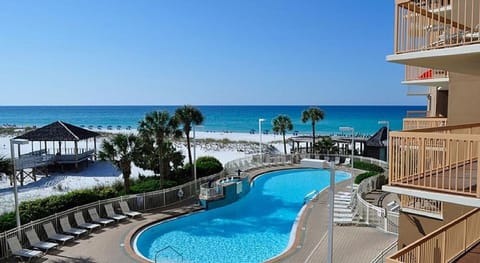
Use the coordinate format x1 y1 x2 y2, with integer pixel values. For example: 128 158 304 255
400 194 443 217
403 117 448 130
405 65 448 81
395 0 480 54
389 123 480 197
386 207 480 263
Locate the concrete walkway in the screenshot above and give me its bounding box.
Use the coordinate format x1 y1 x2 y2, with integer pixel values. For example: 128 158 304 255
272 176 397 263
10 166 397 263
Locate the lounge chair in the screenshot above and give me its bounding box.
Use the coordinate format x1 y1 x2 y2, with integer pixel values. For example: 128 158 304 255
7 236 43 262
104 203 127 222
88 208 114 226
43 222 74 244
60 216 87 237
25 229 58 252
342 157 351 166
74 212 101 231
119 201 142 218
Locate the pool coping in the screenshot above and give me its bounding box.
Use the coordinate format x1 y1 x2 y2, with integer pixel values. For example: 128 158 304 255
124 204 204 263
123 165 352 262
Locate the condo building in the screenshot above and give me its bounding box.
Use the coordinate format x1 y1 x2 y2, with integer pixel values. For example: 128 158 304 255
384 0 480 262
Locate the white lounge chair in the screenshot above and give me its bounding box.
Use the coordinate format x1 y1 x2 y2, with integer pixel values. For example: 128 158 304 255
43 222 74 244
104 203 127 222
25 229 58 252
60 216 87 237
74 212 101 232
7 236 43 262
119 201 142 218
342 158 351 166
88 208 114 226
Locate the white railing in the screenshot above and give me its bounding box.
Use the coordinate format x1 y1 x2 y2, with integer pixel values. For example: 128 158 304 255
0 152 392 260
0 171 224 260
355 173 399 235
370 241 398 263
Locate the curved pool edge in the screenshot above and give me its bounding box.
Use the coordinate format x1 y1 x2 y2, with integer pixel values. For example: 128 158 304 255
126 165 352 263
125 166 300 262
123 205 205 263
264 167 353 262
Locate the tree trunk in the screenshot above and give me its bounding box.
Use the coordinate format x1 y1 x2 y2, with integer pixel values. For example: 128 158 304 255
312 121 316 154
186 133 193 166
122 163 131 194
282 132 287 154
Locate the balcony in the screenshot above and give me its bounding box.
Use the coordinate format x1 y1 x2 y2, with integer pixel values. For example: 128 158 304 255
403 66 449 86
387 0 480 75
403 117 448 130
400 194 443 219
386 208 480 263
385 123 480 205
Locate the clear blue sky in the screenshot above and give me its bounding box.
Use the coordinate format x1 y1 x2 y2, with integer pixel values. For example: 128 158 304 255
0 1 424 106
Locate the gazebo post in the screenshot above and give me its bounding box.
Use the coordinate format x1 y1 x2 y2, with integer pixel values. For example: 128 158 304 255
44 141 47 153
74 141 79 169
17 144 24 187
94 137 97 161
58 141 61 154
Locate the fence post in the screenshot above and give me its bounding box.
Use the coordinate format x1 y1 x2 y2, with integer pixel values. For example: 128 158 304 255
143 192 146 211
384 217 388 232
163 190 166 208
366 206 370 225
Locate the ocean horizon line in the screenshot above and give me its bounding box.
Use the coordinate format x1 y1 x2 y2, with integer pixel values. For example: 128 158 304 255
0 104 425 107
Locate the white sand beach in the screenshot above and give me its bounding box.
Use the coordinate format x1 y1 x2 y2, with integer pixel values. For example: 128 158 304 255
0 131 292 214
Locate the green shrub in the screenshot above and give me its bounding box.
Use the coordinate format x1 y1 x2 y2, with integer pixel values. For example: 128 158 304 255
0 212 16 232
354 171 379 184
353 161 385 184
0 176 182 232
353 161 384 173
195 156 223 178
130 177 161 193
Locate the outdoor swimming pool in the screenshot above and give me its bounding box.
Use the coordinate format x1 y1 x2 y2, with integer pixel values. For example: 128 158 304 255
134 168 350 263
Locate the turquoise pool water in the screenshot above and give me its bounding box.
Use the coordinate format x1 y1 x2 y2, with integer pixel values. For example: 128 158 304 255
134 168 350 263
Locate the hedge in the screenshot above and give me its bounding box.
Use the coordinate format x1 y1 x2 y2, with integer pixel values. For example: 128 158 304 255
353 161 385 184
0 177 176 232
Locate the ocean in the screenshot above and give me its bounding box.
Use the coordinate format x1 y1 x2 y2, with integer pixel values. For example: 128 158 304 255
0 105 425 135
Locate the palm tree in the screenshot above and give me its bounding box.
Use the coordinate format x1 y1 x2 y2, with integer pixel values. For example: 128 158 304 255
301 107 325 152
138 111 181 178
272 115 294 154
99 133 137 193
0 156 11 175
175 105 204 166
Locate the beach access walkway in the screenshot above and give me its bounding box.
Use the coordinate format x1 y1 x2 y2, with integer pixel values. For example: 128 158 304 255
10 167 397 263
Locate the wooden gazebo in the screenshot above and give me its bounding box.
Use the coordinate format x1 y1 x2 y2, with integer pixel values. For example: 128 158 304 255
12 121 100 185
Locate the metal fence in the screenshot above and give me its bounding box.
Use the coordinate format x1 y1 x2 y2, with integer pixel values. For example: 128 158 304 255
0 152 394 260
0 171 225 260
355 173 399 235
369 240 398 263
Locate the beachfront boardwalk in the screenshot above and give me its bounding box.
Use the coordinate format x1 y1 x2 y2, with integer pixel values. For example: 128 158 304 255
12 168 397 263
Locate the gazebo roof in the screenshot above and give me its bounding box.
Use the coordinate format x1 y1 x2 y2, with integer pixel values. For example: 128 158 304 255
15 121 100 141
366 127 388 147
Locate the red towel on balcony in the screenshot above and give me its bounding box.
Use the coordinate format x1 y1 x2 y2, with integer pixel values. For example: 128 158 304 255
418 69 432 79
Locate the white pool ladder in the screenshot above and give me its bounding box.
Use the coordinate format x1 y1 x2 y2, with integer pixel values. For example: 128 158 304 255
155 245 184 263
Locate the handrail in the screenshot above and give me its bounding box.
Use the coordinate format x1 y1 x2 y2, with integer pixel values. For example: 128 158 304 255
387 208 480 262
155 245 183 263
370 240 398 263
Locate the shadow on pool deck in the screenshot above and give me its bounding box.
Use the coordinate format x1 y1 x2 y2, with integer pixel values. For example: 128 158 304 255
9 166 396 263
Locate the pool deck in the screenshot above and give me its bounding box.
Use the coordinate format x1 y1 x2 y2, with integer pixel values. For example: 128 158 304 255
17 165 397 263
